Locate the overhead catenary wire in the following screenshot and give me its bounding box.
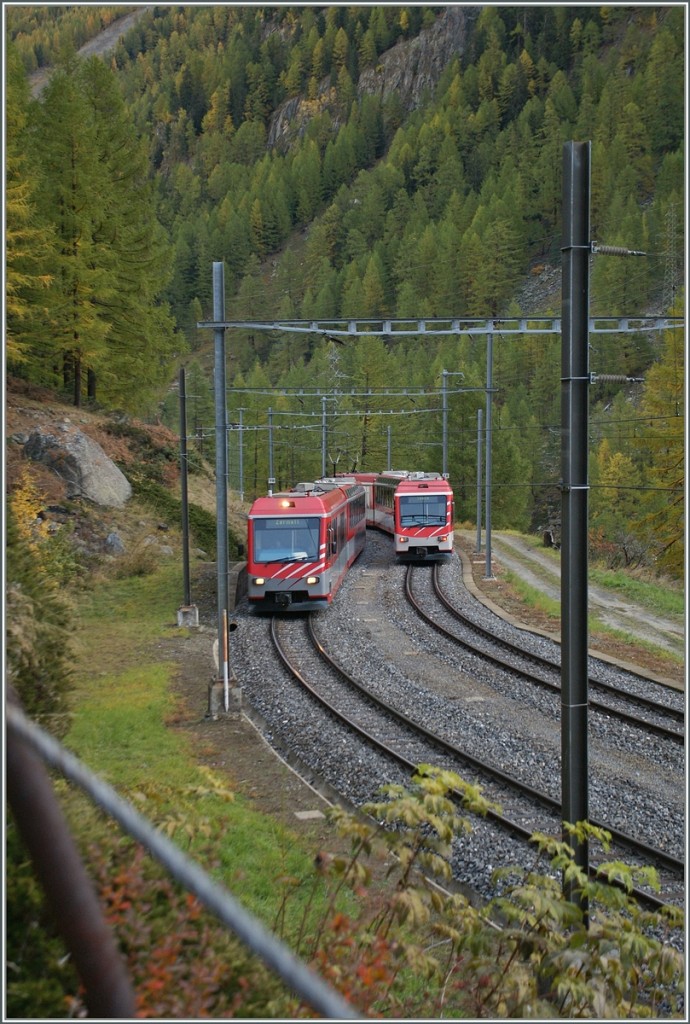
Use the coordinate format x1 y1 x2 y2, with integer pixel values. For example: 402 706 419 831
194 297 682 508
186 420 683 446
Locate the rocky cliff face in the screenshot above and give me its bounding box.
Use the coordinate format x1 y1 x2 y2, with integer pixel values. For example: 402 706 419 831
357 6 476 107
267 6 479 150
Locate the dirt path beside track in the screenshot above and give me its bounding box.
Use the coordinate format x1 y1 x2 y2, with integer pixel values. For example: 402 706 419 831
458 531 685 682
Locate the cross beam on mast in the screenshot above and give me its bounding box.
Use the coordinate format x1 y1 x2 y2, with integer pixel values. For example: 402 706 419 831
197 316 683 337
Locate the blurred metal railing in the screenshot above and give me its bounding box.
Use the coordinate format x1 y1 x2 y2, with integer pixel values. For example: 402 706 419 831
6 698 359 1019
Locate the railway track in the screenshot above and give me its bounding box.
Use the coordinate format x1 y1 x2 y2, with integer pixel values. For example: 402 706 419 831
268 612 684 911
404 563 684 745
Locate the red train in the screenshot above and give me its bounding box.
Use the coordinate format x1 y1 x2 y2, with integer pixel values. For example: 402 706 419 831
345 470 454 560
246 478 366 610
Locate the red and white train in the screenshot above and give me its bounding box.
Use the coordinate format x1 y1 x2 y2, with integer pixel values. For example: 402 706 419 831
344 470 454 560
246 478 366 610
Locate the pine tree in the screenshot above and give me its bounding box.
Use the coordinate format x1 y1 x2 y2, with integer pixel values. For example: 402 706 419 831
590 437 642 559
31 59 111 404
79 58 181 410
490 405 532 530
332 26 349 72
340 262 366 319
249 197 266 256
29 56 180 411
5 42 53 369
343 335 391 471
361 254 388 317
642 26 684 154
293 140 322 223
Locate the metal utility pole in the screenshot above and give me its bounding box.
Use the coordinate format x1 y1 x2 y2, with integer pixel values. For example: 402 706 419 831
484 332 494 579
212 262 230 693
441 369 472 481
561 141 591 913
442 369 448 477
387 425 392 470
476 408 483 554
268 407 274 494
321 396 327 477
238 408 244 503
179 367 191 607
176 370 198 627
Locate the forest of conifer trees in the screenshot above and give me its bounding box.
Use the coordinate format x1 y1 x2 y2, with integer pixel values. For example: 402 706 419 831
5 5 684 576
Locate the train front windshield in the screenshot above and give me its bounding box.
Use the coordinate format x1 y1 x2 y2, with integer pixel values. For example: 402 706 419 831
252 517 320 563
398 494 447 526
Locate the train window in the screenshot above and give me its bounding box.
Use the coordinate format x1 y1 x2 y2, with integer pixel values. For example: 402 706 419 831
349 490 365 525
336 511 346 553
252 516 320 563
375 480 394 509
398 494 447 525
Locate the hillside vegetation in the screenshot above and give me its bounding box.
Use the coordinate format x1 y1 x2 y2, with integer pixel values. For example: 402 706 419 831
4 8 686 1015
6 5 684 580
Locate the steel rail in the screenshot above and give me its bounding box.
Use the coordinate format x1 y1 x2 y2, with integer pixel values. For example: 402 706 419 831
311 613 683 907
406 565 684 744
268 615 682 911
270 614 549 835
436 560 684 700
432 562 684 724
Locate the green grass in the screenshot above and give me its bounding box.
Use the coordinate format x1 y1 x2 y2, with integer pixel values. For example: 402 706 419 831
502 570 561 621
502 562 684 668
74 564 181 652
498 530 684 621
66 663 190 789
66 562 346 928
588 567 684 618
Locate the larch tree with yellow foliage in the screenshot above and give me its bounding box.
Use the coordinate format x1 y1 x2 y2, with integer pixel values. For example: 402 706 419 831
634 301 685 578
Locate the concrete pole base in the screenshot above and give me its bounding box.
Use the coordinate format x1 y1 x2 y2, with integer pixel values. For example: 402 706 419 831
207 679 242 718
177 605 199 627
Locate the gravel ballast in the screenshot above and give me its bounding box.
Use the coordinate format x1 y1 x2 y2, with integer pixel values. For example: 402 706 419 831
228 532 685 911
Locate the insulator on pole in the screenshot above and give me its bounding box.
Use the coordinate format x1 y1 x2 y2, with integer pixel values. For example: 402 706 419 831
591 242 647 257
591 373 645 384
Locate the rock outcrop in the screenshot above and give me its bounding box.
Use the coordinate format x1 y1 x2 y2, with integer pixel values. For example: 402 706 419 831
267 7 478 150
23 426 132 508
357 6 475 106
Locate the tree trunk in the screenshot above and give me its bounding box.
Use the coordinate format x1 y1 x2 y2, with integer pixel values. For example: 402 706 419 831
73 354 82 408
64 352 77 392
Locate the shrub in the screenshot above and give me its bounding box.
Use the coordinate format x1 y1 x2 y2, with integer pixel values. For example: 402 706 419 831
6 762 683 1018
5 825 81 1019
86 841 295 1019
284 766 685 1018
5 506 73 731
131 477 244 559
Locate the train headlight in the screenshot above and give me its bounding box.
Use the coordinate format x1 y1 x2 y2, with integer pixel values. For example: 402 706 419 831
306 576 319 585
398 536 409 544
439 535 448 542
253 577 265 586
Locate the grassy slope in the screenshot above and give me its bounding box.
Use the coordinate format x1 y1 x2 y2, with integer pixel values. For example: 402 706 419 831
66 563 340 927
